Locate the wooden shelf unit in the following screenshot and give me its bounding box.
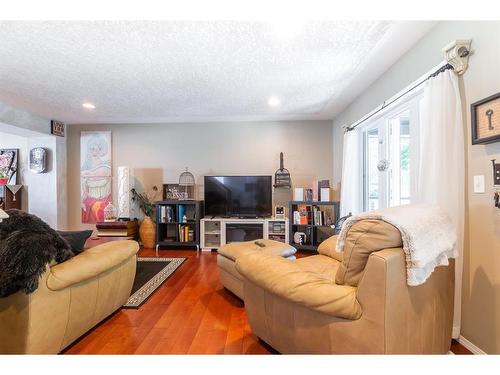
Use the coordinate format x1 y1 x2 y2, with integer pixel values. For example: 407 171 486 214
289 200 340 252
155 200 204 255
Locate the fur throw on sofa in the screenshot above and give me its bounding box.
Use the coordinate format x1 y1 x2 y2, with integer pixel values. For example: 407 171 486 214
0 209 74 298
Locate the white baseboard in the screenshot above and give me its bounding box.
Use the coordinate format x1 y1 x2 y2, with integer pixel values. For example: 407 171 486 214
458 335 487 354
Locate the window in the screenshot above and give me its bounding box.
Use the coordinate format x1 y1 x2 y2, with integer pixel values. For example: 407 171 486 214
361 95 421 211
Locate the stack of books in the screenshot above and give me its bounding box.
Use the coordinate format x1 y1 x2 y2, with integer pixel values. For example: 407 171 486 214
96 220 139 238
292 205 327 226
178 224 194 242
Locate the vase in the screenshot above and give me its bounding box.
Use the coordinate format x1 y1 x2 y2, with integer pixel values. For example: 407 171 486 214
139 216 156 248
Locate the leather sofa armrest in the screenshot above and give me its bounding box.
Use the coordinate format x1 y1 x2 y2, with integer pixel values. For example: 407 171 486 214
236 252 362 320
46 240 139 291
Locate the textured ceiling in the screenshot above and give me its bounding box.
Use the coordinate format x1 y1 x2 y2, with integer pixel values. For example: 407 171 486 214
0 21 436 124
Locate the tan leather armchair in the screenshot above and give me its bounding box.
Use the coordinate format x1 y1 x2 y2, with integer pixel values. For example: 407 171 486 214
236 220 454 354
0 240 139 354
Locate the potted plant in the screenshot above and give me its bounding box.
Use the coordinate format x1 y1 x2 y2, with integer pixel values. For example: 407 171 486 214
131 185 159 248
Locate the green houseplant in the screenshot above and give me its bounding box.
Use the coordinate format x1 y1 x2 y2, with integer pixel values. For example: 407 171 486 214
131 186 159 248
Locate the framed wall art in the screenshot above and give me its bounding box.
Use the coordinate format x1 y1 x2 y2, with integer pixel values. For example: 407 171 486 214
471 92 500 144
80 131 112 223
0 149 19 184
51 120 65 137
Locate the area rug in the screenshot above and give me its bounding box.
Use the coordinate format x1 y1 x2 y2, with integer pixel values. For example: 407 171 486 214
123 257 186 308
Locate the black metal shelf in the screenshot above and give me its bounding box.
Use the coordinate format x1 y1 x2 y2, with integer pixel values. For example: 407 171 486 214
156 200 204 251
289 200 339 252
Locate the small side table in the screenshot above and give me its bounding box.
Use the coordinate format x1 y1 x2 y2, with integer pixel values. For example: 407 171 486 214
84 236 136 250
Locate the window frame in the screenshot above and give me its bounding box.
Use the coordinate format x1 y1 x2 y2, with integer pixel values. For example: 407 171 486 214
358 90 423 212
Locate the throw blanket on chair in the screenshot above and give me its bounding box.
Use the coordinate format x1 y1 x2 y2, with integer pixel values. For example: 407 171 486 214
336 204 457 286
0 209 74 297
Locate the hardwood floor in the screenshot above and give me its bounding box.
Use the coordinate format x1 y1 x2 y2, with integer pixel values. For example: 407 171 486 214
63 248 470 355
63 248 274 354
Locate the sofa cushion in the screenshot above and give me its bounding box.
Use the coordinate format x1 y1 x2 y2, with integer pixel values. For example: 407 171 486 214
218 239 296 261
57 230 93 254
236 252 361 320
317 235 343 262
335 219 402 286
295 254 340 283
47 240 139 291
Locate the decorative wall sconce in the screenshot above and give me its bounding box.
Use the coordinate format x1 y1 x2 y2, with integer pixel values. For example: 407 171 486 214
29 147 47 173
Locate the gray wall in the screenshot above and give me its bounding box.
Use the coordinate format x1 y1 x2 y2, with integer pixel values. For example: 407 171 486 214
67 120 334 230
332 20 500 353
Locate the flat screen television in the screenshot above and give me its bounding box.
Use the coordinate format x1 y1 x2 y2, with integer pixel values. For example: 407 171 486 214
204 176 272 218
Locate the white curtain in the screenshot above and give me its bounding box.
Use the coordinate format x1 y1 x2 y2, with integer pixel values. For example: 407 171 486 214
340 129 361 217
417 69 465 339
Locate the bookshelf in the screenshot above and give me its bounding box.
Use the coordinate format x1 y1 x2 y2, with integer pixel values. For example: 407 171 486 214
289 200 340 251
155 200 204 255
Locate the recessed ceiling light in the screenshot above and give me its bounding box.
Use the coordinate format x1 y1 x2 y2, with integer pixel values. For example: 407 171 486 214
82 102 96 109
268 96 281 107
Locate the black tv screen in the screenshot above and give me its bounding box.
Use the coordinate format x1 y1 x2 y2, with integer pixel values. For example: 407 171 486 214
204 176 272 218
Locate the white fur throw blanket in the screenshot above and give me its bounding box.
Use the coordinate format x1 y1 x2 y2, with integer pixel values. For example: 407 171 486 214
336 204 457 286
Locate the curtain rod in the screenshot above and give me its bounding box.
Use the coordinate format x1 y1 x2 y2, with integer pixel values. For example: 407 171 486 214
344 40 471 133
344 63 453 132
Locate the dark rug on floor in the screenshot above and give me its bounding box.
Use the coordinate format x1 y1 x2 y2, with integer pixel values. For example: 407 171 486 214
123 257 186 308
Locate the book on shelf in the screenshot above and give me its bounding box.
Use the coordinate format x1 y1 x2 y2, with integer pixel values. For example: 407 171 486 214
177 205 185 223
159 205 175 223
178 224 193 242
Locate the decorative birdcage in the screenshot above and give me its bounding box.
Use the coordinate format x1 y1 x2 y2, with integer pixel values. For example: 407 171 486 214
104 201 117 222
178 167 195 200
273 152 291 188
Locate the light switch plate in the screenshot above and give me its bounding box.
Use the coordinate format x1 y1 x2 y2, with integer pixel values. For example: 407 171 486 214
473 175 485 193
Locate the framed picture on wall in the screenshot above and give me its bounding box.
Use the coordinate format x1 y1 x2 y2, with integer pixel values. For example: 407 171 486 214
51 120 65 137
0 149 18 184
471 92 500 144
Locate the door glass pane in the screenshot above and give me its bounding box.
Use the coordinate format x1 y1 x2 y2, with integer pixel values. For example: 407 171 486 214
366 128 379 211
388 111 410 207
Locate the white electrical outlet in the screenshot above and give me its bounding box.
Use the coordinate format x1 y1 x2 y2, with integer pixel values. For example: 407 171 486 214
473 175 485 193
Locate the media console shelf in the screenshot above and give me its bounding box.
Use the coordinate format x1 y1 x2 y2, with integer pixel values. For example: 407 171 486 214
200 217 289 251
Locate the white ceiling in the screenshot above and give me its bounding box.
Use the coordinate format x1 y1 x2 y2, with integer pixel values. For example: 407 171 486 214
0 21 437 124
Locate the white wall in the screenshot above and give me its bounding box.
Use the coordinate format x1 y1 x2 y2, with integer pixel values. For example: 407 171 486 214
0 110 68 229
67 120 334 230
0 131 29 211
332 20 500 353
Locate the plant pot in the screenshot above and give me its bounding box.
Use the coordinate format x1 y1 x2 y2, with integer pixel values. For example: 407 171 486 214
139 216 156 248
0 178 8 186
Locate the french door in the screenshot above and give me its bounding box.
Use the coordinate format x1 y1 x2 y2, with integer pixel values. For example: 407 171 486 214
362 96 421 211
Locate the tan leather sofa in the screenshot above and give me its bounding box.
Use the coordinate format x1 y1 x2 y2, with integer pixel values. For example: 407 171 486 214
217 240 296 300
236 220 455 354
0 240 139 354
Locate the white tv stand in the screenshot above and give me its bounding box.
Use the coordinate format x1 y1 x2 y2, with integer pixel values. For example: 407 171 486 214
200 217 289 251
